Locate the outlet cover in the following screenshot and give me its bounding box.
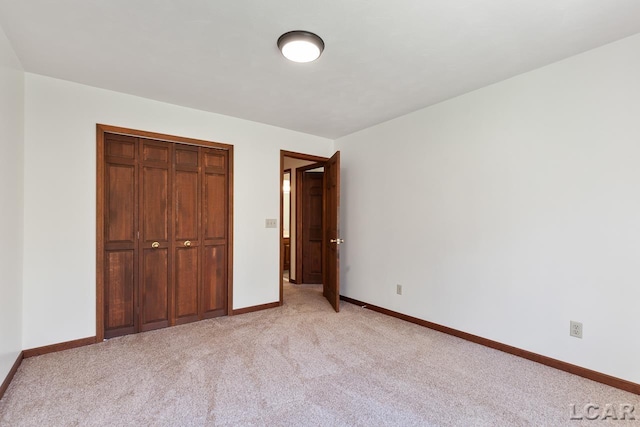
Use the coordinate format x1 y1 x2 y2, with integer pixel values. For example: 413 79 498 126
265 219 277 228
570 320 583 339
396 284 402 295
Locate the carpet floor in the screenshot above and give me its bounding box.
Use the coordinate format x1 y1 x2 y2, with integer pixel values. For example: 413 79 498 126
0 283 637 426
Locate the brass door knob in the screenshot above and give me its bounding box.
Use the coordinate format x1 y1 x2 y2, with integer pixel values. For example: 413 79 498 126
330 238 344 245
151 242 159 248
184 240 191 247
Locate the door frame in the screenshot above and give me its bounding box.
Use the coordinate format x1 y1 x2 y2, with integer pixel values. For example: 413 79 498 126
282 168 292 273
96 124 234 342
279 150 328 304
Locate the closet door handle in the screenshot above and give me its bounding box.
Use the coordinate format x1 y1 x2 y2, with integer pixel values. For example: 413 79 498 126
151 241 159 248
184 240 191 247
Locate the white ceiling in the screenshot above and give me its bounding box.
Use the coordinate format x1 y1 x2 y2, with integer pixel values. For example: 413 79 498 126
1 1 639 139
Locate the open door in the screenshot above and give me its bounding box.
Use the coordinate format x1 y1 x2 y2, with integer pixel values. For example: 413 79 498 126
323 151 341 312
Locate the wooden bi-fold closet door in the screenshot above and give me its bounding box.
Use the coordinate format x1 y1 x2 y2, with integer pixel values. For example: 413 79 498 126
139 138 172 333
173 144 200 325
103 131 229 339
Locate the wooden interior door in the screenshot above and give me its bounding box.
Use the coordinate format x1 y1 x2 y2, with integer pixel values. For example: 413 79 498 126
200 147 228 319
139 139 172 332
323 151 341 312
103 134 138 339
301 171 324 283
173 144 200 325
99 125 233 341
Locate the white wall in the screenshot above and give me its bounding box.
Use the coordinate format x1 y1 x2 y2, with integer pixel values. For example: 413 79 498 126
22 74 332 348
0 26 24 381
335 33 640 383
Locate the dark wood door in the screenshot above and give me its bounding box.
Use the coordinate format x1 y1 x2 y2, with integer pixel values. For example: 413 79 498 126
139 139 172 332
173 145 200 325
323 151 340 312
104 134 138 339
101 128 231 339
201 148 228 319
301 172 324 283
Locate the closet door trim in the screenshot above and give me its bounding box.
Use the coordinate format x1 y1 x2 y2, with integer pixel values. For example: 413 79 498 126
96 124 234 342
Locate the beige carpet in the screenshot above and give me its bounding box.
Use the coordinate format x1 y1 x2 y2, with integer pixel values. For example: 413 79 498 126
0 283 637 426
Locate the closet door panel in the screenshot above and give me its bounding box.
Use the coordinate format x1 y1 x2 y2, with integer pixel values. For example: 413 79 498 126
174 145 200 324
104 134 138 339
202 244 226 317
139 140 171 331
143 143 170 163
142 166 169 241
201 148 228 318
175 171 199 238
106 137 136 159
141 247 169 326
104 250 135 337
203 173 226 239
106 165 136 242
175 248 198 321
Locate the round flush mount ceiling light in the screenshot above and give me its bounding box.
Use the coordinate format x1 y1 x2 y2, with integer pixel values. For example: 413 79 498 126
277 30 324 63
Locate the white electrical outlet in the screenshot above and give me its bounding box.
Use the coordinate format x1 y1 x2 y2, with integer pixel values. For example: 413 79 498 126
265 219 277 228
396 284 402 295
570 320 583 339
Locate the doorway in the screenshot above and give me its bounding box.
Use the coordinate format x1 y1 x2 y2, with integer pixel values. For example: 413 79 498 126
279 150 341 311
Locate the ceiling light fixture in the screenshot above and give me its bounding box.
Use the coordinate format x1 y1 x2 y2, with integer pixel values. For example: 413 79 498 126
277 30 324 63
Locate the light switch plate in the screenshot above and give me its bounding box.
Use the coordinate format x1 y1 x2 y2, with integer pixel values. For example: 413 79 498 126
265 218 277 228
